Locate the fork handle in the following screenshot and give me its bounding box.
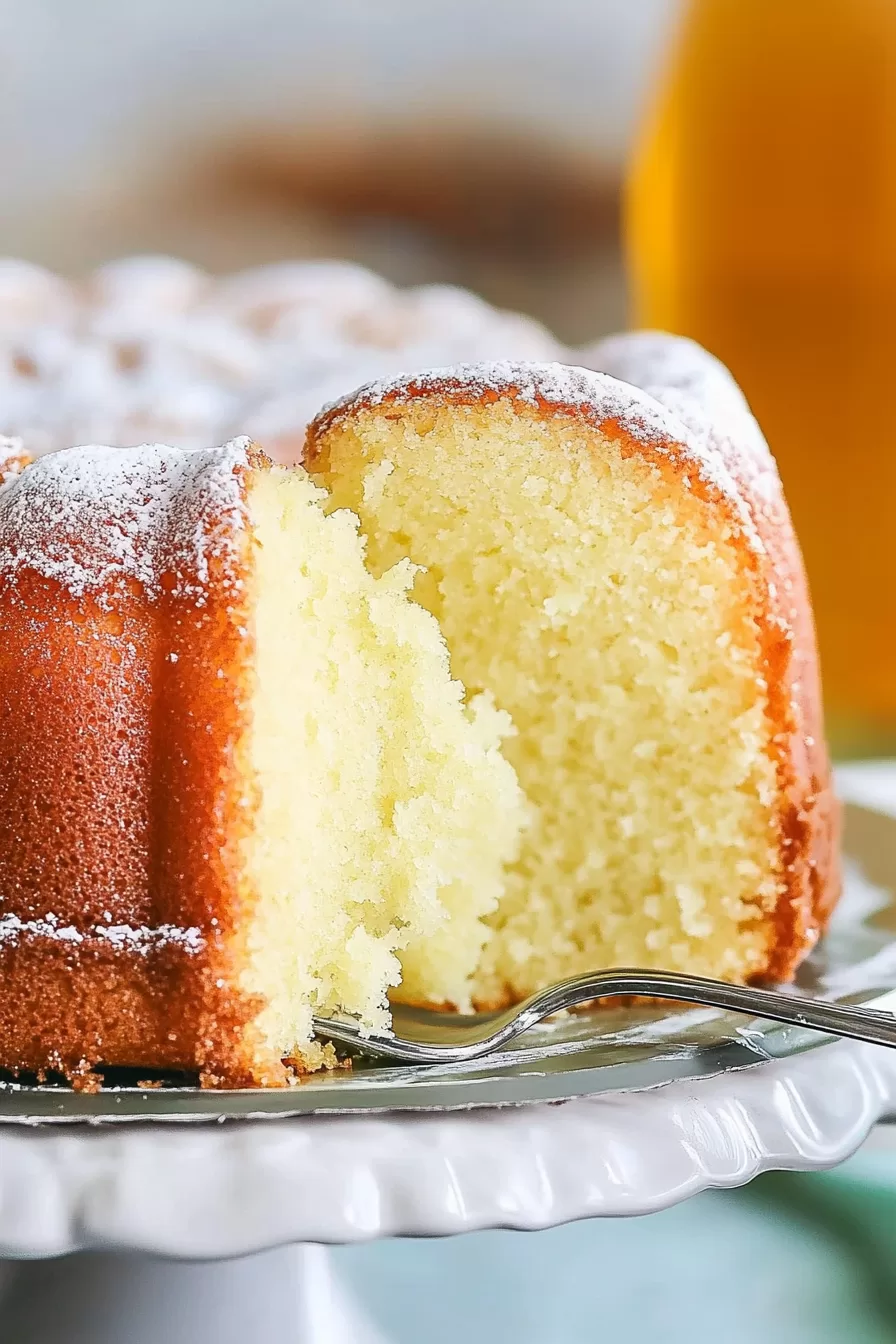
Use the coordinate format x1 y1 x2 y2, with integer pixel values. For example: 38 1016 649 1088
505 969 896 1055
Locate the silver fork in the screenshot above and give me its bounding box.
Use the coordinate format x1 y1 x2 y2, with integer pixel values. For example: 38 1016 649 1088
312 967 896 1064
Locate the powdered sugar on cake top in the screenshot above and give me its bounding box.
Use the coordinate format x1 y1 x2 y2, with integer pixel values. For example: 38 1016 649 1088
314 359 765 549
582 332 782 503
0 437 252 601
318 358 704 448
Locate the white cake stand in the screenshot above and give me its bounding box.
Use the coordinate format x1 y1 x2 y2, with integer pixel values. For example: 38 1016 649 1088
1 1039 895 1342
1 762 894 1343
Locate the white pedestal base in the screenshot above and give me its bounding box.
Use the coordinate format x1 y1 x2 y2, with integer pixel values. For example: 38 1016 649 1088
0 1246 388 1344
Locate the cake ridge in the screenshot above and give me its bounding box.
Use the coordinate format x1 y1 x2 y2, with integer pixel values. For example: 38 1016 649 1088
0 437 253 602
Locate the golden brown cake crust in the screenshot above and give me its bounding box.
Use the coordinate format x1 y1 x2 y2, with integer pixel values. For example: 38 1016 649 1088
0 438 292 1088
306 356 840 986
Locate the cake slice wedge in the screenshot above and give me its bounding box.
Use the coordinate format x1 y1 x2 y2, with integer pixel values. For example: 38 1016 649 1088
305 350 839 1008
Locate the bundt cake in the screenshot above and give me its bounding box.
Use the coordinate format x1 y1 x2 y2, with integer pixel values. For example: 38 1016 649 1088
0 437 524 1086
0 256 840 1082
305 337 839 1007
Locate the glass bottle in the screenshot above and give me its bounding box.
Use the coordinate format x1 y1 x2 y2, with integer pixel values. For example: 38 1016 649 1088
627 0 896 755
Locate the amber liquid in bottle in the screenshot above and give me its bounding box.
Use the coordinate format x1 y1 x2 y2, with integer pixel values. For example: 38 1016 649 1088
627 0 896 754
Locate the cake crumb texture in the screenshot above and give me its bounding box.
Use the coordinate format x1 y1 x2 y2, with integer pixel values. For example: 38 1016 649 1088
240 467 525 1055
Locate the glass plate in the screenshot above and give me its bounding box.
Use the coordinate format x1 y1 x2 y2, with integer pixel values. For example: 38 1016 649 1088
1 801 894 1123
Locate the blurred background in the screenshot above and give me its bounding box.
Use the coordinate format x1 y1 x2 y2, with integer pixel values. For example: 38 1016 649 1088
1 0 672 339
4 2 896 1339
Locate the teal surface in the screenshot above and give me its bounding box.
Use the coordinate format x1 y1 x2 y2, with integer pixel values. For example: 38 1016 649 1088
335 1152 896 1343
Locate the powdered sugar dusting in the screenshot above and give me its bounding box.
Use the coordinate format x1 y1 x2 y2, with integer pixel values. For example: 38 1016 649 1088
0 437 252 601
581 332 782 505
319 358 657 421
315 359 751 509
0 912 204 956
